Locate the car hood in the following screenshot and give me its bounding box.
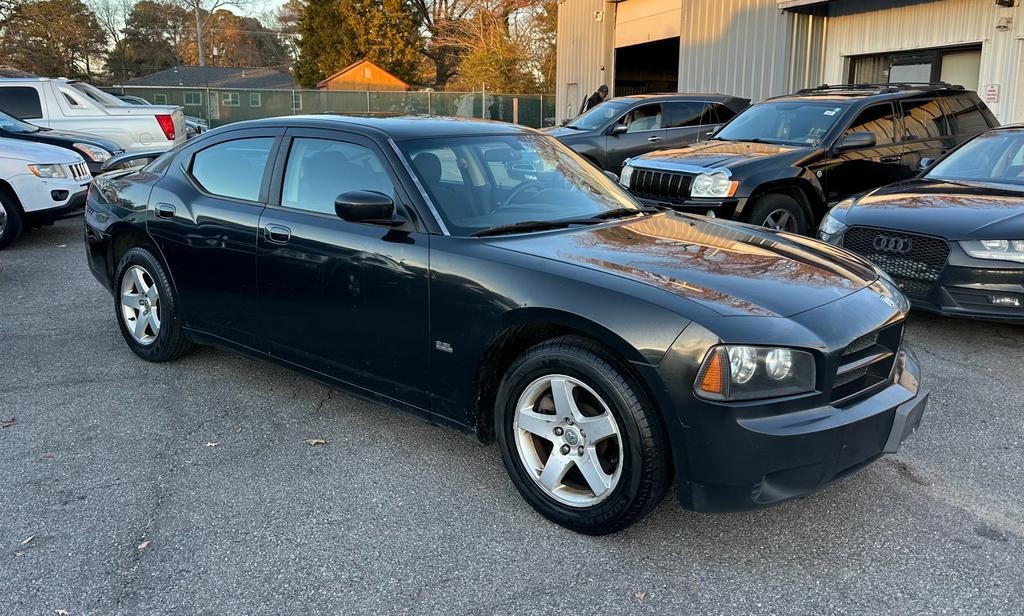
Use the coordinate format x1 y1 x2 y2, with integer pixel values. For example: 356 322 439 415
33 127 122 152
633 140 802 169
543 126 589 140
0 138 83 164
487 213 879 318
847 179 1024 239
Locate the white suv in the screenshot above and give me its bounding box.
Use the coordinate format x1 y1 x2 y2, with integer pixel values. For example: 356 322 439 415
0 78 186 153
0 137 91 249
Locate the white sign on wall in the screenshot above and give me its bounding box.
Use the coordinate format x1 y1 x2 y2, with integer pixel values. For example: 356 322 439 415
984 84 1000 104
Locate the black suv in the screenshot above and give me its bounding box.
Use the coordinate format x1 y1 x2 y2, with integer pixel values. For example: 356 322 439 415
619 83 999 235
544 93 749 173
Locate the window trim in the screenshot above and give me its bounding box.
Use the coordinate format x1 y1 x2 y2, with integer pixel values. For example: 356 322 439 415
183 91 203 106
249 92 262 108
182 132 282 205
290 92 302 111
842 102 897 146
153 93 168 105
222 92 240 107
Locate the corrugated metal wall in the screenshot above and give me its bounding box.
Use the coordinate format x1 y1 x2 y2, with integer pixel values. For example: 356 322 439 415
555 0 616 123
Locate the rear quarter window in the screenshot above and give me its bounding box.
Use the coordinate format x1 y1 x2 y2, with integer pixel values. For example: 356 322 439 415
0 86 43 120
189 137 275 202
943 95 990 137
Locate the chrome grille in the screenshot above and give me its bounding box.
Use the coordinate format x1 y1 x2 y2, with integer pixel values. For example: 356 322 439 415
841 227 950 298
69 161 91 181
629 168 693 202
831 321 904 405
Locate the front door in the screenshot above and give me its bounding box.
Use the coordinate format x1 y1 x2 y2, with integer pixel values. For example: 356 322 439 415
604 103 667 170
898 96 957 179
256 129 431 409
146 129 280 344
818 102 904 202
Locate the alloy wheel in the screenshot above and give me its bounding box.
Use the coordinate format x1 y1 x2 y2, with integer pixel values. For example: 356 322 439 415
0 200 7 236
762 208 798 232
120 265 161 345
513 374 623 507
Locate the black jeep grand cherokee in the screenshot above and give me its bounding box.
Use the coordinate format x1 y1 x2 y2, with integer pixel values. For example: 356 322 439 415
620 83 998 235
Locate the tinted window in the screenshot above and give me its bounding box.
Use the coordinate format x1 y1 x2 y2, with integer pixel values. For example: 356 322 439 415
620 104 663 133
943 95 989 137
665 101 705 128
709 103 738 124
281 138 397 215
900 98 949 140
0 86 43 120
844 104 895 145
190 138 274 202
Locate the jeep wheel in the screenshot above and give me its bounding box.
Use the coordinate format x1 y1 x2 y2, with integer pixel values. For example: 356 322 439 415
747 193 807 234
0 193 24 249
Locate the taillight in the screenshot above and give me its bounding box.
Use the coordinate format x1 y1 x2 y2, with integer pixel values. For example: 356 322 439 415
155 114 176 141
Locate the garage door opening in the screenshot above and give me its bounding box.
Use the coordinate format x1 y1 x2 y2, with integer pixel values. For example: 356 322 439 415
614 38 679 96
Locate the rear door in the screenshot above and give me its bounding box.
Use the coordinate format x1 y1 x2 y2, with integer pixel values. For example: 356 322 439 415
146 127 281 345
256 128 431 408
662 100 712 148
603 103 667 170
897 95 956 176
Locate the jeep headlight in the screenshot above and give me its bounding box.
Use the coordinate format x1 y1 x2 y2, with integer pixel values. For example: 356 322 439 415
619 162 634 188
695 345 816 401
690 171 737 198
73 143 112 162
27 163 67 178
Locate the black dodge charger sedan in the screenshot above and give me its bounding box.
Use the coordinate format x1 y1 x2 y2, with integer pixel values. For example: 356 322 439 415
820 125 1024 321
85 115 928 534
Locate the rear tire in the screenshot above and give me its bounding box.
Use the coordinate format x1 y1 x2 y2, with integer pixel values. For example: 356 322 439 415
495 336 671 535
0 193 24 249
746 193 807 235
113 247 196 362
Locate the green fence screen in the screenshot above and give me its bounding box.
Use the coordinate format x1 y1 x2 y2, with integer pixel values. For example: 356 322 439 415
113 87 556 129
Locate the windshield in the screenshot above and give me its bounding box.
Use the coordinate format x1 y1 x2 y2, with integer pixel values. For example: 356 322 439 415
714 101 848 146
399 134 641 236
0 110 39 133
70 82 128 107
927 130 1024 187
566 100 630 131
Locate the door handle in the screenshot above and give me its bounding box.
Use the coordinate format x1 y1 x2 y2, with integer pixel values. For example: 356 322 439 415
264 224 291 244
155 203 175 219
647 136 663 142
880 155 902 164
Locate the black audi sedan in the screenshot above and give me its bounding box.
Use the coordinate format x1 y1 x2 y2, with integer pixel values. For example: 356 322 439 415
0 108 122 174
819 125 1024 321
85 115 928 534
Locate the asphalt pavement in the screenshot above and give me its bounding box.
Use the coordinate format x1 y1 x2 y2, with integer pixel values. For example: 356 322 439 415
1 219 1022 615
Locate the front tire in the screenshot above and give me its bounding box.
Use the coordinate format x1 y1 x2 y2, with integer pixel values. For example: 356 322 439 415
495 336 671 534
746 193 807 234
0 193 24 249
113 247 195 362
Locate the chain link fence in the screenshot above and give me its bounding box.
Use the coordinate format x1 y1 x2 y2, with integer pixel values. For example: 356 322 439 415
111 86 557 129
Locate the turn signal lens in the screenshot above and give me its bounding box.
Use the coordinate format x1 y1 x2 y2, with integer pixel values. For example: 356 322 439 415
697 348 727 397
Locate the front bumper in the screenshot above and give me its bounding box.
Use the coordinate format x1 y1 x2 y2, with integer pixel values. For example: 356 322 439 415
633 195 746 220
22 186 88 224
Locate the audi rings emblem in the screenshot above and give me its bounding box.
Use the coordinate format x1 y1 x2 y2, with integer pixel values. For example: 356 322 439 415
872 234 913 255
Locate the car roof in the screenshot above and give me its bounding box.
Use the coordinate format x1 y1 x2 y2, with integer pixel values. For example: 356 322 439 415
227 114 536 140
612 93 748 103
764 83 970 105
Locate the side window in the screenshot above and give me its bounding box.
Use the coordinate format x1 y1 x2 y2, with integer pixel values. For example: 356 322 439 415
190 137 274 202
183 91 202 106
222 92 240 107
620 104 663 133
944 95 989 137
844 104 895 145
281 137 397 215
0 86 43 119
710 103 738 124
899 98 949 140
664 101 705 128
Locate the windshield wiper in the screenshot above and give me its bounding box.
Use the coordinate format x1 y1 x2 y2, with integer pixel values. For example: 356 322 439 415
589 206 660 220
472 208 658 237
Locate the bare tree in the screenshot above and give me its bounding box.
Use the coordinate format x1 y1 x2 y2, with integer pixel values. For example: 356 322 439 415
170 0 249 66
89 0 132 81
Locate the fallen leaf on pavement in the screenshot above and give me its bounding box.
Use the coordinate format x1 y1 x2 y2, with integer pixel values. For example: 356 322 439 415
305 438 328 447
634 591 646 602
14 550 24 557
1 417 13 429
205 442 220 447
57 244 66 248
54 610 69 616
137 540 152 551
20 535 34 546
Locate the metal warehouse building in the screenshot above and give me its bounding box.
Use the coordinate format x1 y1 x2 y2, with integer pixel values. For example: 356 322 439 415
555 0 1023 124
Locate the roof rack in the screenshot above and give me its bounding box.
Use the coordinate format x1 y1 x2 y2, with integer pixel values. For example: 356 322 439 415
795 82 965 95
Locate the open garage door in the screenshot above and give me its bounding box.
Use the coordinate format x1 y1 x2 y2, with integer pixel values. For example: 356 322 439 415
614 38 680 96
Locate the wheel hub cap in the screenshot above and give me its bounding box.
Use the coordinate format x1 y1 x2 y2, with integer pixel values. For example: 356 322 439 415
120 265 161 346
563 428 581 447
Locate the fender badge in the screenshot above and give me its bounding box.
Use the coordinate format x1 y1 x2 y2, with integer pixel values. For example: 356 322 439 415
435 341 453 353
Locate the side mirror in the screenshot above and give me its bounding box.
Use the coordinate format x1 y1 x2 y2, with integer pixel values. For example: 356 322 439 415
917 157 935 171
705 125 722 139
609 124 628 136
834 131 876 152
335 191 403 226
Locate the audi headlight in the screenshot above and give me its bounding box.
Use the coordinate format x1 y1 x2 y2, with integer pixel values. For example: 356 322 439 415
690 172 737 198
27 163 67 178
695 345 816 401
619 162 634 188
960 239 1024 263
73 143 112 162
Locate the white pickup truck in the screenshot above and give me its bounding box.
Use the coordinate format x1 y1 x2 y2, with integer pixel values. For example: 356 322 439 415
0 78 186 153
0 137 91 249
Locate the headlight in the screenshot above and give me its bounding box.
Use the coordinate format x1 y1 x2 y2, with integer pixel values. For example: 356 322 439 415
619 163 633 188
960 239 1024 263
695 345 816 401
818 211 847 238
27 163 67 178
73 143 112 162
690 172 737 198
